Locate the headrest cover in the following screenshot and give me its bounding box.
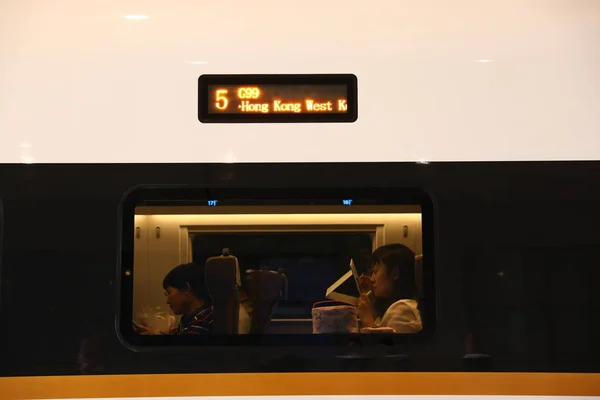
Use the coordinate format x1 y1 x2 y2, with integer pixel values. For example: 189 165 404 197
205 255 241 288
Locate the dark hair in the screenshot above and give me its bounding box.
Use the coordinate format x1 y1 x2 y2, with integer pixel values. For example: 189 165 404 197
370 244 418 316
162 262 210 302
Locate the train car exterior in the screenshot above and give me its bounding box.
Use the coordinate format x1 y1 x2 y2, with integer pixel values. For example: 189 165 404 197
1 0 599 399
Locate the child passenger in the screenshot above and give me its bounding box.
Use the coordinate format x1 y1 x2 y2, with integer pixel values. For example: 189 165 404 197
134 263 213 335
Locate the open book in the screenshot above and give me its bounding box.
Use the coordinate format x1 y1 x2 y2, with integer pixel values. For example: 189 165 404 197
325 259 362 306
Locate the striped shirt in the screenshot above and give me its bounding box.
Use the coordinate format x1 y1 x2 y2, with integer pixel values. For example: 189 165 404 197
176 305 213 335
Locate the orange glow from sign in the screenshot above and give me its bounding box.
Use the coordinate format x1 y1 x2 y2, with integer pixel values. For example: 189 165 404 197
209 84 348 114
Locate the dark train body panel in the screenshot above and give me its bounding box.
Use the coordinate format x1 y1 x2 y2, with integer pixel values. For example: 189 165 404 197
0 162 599 377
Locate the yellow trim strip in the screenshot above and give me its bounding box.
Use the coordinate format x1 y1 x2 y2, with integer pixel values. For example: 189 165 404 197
1 372 599 399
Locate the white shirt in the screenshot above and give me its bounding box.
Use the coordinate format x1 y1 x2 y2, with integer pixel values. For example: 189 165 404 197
373 299 423 333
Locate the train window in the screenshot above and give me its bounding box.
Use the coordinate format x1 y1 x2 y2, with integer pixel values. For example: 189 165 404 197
118 186 436 348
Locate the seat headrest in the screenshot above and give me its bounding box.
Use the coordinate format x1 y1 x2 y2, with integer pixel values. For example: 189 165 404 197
204 255 241 288
245 269 286 302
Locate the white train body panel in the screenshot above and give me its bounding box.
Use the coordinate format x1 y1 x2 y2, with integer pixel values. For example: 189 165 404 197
1 0 599 163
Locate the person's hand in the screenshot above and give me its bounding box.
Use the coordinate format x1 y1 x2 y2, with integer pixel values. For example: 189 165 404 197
132 321 153 335
357 293 376 328
358 274 372 293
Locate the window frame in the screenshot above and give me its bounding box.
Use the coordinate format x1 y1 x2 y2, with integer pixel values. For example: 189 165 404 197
116 185 436 351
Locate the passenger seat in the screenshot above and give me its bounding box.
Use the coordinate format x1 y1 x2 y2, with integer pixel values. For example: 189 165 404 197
204 248 241 334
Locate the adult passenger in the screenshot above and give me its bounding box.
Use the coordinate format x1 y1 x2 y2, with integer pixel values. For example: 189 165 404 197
357 244 422 333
